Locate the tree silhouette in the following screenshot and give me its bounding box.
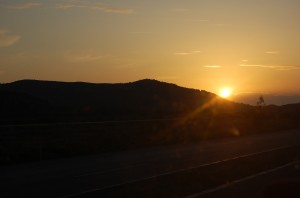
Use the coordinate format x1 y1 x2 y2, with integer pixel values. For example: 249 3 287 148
257 95 265 106
257 95 266 114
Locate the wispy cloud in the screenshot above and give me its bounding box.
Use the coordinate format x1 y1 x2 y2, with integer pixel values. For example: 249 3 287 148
2 2 41 9
174 52 190 56
69 54 103 62
204 65 221 68
240 64 300 70
55 3 84 10
66 52 104 62
0 30 21 47
2 1 133 14
102 7 133 14
56 1 133 14
174 51 201 56
266 51 280 54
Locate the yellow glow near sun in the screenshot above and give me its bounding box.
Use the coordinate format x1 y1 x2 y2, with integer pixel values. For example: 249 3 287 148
220 88 232 98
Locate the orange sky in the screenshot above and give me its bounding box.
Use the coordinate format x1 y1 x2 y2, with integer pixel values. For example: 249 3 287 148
1 0 300 104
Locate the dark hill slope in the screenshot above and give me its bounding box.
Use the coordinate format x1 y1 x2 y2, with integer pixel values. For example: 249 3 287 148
0 79 236 123
1 80 300 164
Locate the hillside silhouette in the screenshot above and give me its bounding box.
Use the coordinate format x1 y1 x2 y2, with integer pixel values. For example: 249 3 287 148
0 79 239 124
1 79 300 164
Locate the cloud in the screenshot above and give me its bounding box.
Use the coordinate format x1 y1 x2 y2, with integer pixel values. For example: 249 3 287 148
204 65 221 68
55 1 133 14
102 7 133 14
265 51 280 54
0 30 21 47
66 52 104 62
240 64 300 71
2 1 133 14
55 3 85 9
174 52 191 56
191 50 202 53
3 3 41 9
174 51 201 56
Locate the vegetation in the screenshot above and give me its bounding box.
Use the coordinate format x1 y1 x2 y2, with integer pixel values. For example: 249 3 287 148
1 79 300 165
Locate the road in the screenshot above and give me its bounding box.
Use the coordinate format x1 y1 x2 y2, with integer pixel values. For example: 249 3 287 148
191 160 300 198
0 130 300 198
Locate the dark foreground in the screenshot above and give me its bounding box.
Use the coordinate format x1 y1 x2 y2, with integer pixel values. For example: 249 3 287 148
0 130 299 198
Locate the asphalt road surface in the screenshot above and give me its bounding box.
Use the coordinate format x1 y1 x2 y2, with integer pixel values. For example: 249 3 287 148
1 130 300 198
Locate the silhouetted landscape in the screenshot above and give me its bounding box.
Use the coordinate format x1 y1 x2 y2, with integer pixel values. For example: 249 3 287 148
1 79 300 165
2 1 300 197
0 79 220 123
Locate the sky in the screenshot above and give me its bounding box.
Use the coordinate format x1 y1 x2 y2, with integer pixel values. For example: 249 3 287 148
1 0 300 104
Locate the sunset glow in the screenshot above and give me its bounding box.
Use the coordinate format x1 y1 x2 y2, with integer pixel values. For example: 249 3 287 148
220 88 232 98
1 0 300 104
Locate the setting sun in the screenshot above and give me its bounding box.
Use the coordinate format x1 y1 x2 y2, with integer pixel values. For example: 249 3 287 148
220 88 232 98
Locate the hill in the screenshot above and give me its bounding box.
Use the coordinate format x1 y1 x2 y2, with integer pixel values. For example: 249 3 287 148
1 79 300 164
0 79 239 124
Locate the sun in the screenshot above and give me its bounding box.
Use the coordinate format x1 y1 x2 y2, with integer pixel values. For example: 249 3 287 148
220 88 232 98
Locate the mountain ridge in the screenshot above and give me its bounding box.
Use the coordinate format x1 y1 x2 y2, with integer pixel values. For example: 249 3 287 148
1 79 300 164
0 79 226 124
3 79 299 125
